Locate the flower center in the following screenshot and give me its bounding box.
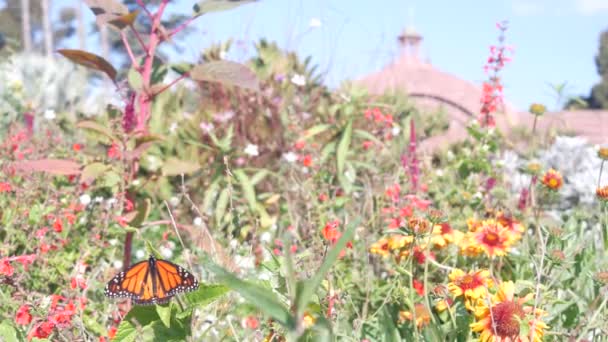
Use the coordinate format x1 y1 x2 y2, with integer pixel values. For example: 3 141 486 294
549 179 558 187
491 301 525 338
483 232 499 244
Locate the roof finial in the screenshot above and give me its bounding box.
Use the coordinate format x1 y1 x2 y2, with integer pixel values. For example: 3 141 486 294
398 6 423 60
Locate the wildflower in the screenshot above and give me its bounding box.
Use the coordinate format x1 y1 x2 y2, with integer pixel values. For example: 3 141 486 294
447 269 492 302
541 169 563 191
385 183 401 202
362 140 374 149
244 144 259 157
413 279 424 296
0 259 14 276
470 281 547 342
471 220 514 257
0 182 11 192
107 142 121 159
435 298 453 313
399 304 431 328
391 125 401 136
369 238 390 257
321 220 341 243
53 218 63 233
495 212 525 237
294 140 306 150
71 277 87 290
302 312 316 328
43 109 56 120
598 147 608 160
200 122 215 134
28 322 55 339
193 217 203 226
408 217 431 235
526 162 542 174
244 316 259 329
291 74 306 87
301 154 313 167
79 194 91 206
282 151 298 163
431 223 464 248
387 234 413 250
597 186 608 201
529 103 546 116
15 305 32 325
72 143 82 152
459 237 484 257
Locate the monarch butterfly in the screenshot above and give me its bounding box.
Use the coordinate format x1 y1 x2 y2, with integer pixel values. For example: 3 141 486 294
104 255 198 305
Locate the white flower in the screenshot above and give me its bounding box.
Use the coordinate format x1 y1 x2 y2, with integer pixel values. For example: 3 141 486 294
160 246 173 259
43 109 56 120
391 125 401 136
258 270 272 281
132 179 141 186
113 260 123 269
309 17 322 28
244 144 259 157
169 122 178 133
200 122 214 134
229 239 238 249
169 196 180 206
193 217 203 226
260 231 272 243
79 194 91 206
94 196 104 203
291 74 306 87
282 152 298 163
135 249 145 259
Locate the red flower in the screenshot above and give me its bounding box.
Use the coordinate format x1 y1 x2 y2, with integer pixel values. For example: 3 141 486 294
294 140 306 150
385 184 401 202
64 213 76 225
52 218 63 233
362 140 374 150
399 206 413 218
28 322 55 340
72 143 82 152
15 305 32 325
413 279 424 296
0 182 11 192
35 228 48 239
321 220 341 244
71 277 87 290
107 142 121 159
318 193 328 202
301 154 313 167
11 254 35 270
0 258 14 276
108 326 117 339
245 315 259 329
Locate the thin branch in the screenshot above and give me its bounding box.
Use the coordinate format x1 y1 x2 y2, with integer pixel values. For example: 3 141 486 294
151 73 189 97
163 200 195 272
169 16 197 38
121 31 140 70
129 25 148 55
135 0 154 19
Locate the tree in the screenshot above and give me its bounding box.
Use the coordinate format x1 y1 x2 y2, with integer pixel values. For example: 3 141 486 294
588 28 608 109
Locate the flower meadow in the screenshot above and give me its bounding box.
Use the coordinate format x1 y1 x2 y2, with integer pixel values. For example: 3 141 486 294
1 1 608 341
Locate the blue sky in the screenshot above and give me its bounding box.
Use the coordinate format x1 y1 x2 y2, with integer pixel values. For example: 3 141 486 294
52 0 608 111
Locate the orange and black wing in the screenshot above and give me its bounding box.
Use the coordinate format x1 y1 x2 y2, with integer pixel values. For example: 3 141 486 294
154 259 199 301
104 259 150 302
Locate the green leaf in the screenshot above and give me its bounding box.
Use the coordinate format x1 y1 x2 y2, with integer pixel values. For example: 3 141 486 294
156 304 171 328
193 0 257 17
214 188 230 226
77 120 119 143
128 198 151 228
203 257 295 329
190 60 259 90
171 63 194 75
336 119 353 177
295 218 360 316
113 306 160 342
182 283 230 309
81 162 108 183
162 158 201 176
301 124 331 140
233 169 257 211
0 321 20 342
380 307 400 342
250 169 269 186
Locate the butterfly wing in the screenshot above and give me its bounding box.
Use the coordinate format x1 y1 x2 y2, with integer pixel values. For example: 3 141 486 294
155 259 199 299
104 259 149 301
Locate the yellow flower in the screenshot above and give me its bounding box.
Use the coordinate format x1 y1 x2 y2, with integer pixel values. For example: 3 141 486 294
528 103 546 116
399 303 431 328
541 168 563 191
470 281 547 342
302 312 316 329
459 236 484 257
431 223 464 248
471 220 515 258
447 269 493 301
434 299 452 313
467 218 483 232
388 234 414 250
526 162 542 175
495 212 525 240
369 238 390 257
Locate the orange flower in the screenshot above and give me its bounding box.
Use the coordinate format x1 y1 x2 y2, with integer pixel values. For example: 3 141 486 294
541 169 563 191
399 304 431 328
495 212 525 237
470 281 547 342
598 147 608 160
321 220 341 243
431 223 464 248
597 186 608 201
447 269 493 302
387 234 414 250
301 154 313 167
470 220 514 257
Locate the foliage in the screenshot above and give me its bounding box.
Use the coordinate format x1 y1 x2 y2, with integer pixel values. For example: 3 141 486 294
585 28 608 109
